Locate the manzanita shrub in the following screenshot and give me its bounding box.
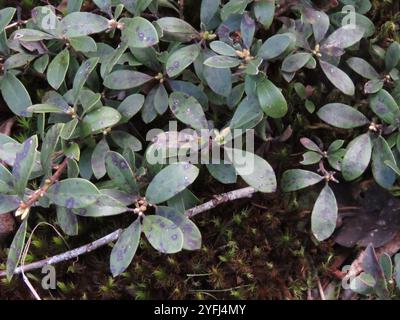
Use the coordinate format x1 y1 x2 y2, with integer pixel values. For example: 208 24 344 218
0 0 399 284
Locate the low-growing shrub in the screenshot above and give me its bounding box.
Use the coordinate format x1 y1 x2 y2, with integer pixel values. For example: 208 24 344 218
0 0 399 297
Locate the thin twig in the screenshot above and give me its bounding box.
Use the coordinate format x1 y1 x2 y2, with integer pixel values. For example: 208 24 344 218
178 0 184 20
185 187 257 218
4 20 29 31
317 278 326 300
22 157 69 209
22 273 41 300
0 187 258 277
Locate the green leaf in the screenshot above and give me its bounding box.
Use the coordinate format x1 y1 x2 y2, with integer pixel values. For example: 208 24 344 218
93 0 112 13
157 206 201 250
6 220 27 280
370 89 400 125
320 60 355 96
4 53 36 70
47 178 100 209
241 12 255 49
258 33 294 60
69 36 97 53
257 76 288 118
63 142 80 161
203 61 232 97
317 103 369 128
12 135 38 198
282 53 312 73
11 29 55 41
47 48 70 90
110 131 142 152
0 7 16 31
203 55 241 68
117 93 145 122
142 215 184 253
170 80 209 108
156 17 199 42
166 44 200 77
103 70 152 90
385 42 400 72
253 0 275 30
200 0 220 27
210 41 237 56
73 194 129 217
340 0 371 14
0 163 13 192
206 163 237 184
154 84 169 115
60 118 79 140
371 136 396 189
321 25 364 51
384 160 400 176
281 169 324 192
300 137 322 153
41 123 64 177
83 107 121 133
220 0 248 21
110 218 141 277
33 54 50 73
169 92 208 130
230 96 263 129
302 7 329 43
27 104 65 114
365 79 384 94
105 151 138 193
121 17 159 48
0 73 32 117
346 57 379 80
227 148 276 193
0 195 20 214
146 163 199 204
379 253 393 281
67 0 83 13
330 11 374 38
395 254 400 290
72 58 99 102
91 138 110 179
60 12 109 37
311 185 338 241
56 206 78 236
342 133 372 181
300 151 323 165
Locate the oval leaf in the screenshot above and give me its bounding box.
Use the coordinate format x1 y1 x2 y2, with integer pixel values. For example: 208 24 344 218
47 178 100 209
142 215 184 253
372 136 396 189
317 103 369 129
110 218 141 277
311 185 338 241
103 70 152 90
281 169 324 192
320 60 355 96
227 148 276 193
47 48 70 90
169 92 208 130
6 220 27 280
121 17 159 48
257 77 288 118
342 133 372 181
166 44 200 77
146 163 199 204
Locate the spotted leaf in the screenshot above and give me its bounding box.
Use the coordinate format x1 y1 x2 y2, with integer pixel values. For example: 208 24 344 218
142 215 184 254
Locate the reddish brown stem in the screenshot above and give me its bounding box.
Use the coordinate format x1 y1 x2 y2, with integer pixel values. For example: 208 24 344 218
22 158 69 209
